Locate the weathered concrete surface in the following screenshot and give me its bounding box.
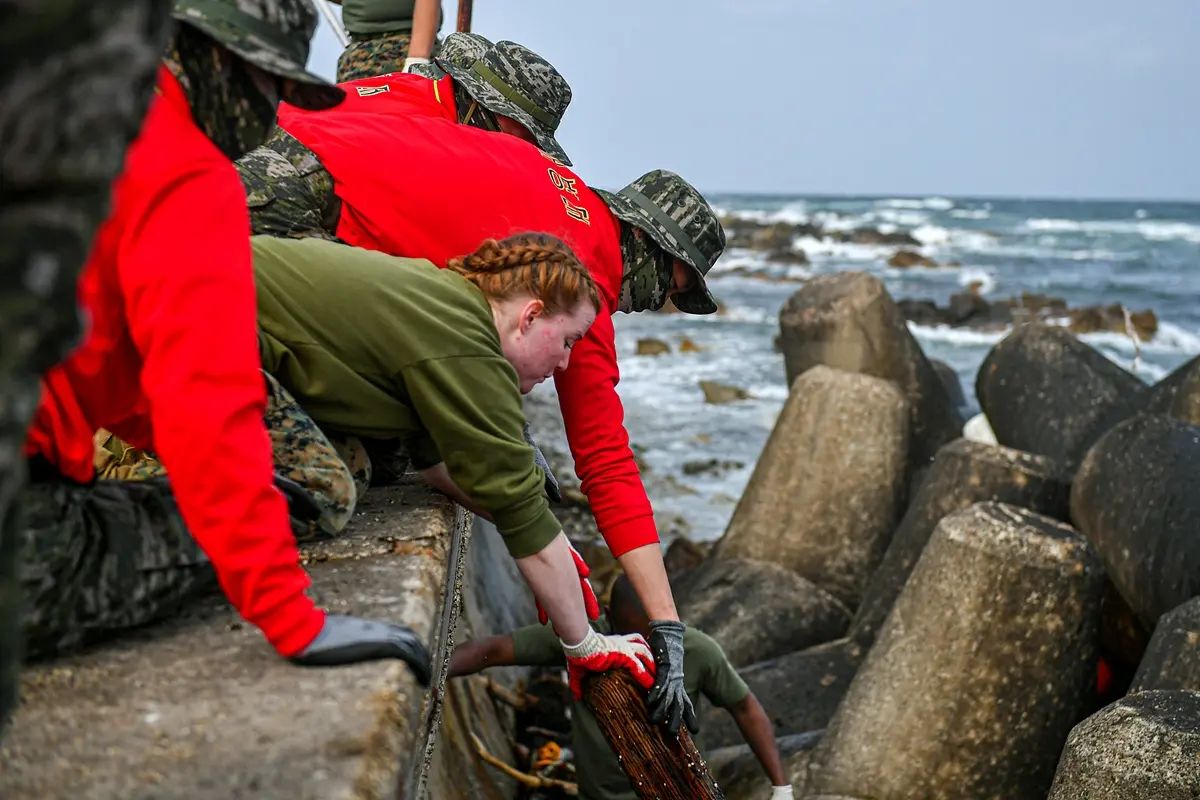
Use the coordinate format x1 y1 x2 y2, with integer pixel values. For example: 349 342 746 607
807 503 1105 800
1130 597 1200 694
976 323 1144 468
777 272 963 470
716 366 909 609
702 638 864 748
675 557 850 667
849 438 1072 646
707 731 821 798
1142 353 1200 425
0 484 479 800
1047 690 1200 799
1071 413 1200 628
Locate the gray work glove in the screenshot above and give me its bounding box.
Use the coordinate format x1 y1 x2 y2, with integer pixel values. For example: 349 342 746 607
523 422 562 503
646 620 698 736
290 614 431 685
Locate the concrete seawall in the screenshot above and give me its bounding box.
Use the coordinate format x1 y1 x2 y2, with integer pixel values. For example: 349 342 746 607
0 481 529 799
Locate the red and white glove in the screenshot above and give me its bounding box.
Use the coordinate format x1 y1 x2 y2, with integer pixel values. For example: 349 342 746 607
561 628 656 700
537 542 600 625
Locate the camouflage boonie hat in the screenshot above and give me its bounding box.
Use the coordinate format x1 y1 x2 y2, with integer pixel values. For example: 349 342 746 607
597 170 726 315
173 0 344 110
410 31 492 79
440 40 573 165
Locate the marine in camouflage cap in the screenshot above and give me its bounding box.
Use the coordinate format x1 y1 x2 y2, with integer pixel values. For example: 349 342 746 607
439 40 573 165
173 0 343 110
597 170 726 315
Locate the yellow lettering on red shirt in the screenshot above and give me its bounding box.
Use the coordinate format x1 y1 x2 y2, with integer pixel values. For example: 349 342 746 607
355 84 391 97
561 196 591 225
547 168 579 198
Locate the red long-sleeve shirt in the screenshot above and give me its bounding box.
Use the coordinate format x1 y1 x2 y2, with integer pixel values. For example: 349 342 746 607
24 68 323 656
276 100 658 556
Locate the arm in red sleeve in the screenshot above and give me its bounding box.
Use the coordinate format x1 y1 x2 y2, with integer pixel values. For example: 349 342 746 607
553 312 658 556
117 158 324 657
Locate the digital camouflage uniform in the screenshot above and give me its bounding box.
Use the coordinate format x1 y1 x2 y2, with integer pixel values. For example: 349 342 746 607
337 30 414 82
0 0 173 732
12 0 343 670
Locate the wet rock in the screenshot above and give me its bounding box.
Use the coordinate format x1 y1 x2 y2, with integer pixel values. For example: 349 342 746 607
1069 304 1158 340
1047 690 1200 799
675 558 850 667
681 458 744 476
678 337 704 353
699 380 750 404
701 638 864 748
715 367 909 609
636 338 671 356
831 227 921 247
887 249 938 268
929 358 967 416
1071 414 1200 628
1143 354 1200 425
663 537 707 578
778 272 963 471
976 323 1144 468
1131 598 1200 693
706 731 821 798
808 503 1105 800
897 292 1159 340
849 439 1072 647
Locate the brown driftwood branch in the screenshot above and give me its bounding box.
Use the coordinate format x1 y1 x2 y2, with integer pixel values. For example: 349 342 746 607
583 671 724 799
468 731 578 795
485 676 539 711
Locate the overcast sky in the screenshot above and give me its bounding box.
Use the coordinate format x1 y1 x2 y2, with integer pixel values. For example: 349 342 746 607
307 1 1199 201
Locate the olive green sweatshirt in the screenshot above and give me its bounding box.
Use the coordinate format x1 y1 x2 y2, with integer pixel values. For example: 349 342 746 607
252 236 560 558
340 0 440 35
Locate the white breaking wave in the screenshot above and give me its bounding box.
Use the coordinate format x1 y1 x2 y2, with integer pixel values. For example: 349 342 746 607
950 208 991 220
718 202 811 227
908 319 1200 357
1024 218 1200 244
876 196 954 211
911 224 997 252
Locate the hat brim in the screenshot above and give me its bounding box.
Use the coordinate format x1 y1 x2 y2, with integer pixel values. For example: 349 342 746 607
441 60 571 165
595 188 720 315
179 16 345 111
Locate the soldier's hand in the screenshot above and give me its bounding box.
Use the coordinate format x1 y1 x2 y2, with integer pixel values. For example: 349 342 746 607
290 614 431 685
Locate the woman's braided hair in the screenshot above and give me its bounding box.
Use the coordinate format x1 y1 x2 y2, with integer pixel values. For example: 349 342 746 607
446 233 601 315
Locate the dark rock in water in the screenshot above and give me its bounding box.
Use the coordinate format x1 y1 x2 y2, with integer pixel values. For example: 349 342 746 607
976 323 1145 468
714 367 909 609
699 380 750 404
706 731 821 798
887 249 938 268
1047 690 1200 799
947 288 993 324
929 358 967 416
849 439 1072 647
1069 304 1158 340
1131 598 1200 693
675 558 850 668
681 458 744 476
1071 414 1200 628
808 503 1105 800
1143 354 1200 425
831 227 921 247
778 272 963 472
898 292 1159 341
636 338 671 356
701 638 865 748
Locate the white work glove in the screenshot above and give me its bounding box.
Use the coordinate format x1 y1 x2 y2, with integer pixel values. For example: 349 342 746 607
770 786 795 799
402 56 431 73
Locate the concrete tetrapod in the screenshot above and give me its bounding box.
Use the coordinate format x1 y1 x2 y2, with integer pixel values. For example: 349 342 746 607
849 438 1072 646
777 272 962 470
1047 690 1200 799
1071 413 1200 627
714 366 909 609
674 557 850 668
1142 353 1200 425
806 502 1105 800
1130 597 1200 693
701 638 865 748
975 324 1144 468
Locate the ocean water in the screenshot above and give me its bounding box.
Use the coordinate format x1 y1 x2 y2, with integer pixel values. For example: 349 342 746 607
568 195 1200 542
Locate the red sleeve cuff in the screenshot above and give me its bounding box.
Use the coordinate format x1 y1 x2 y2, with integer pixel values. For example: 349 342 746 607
251 595 326 657
600 514 659 558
